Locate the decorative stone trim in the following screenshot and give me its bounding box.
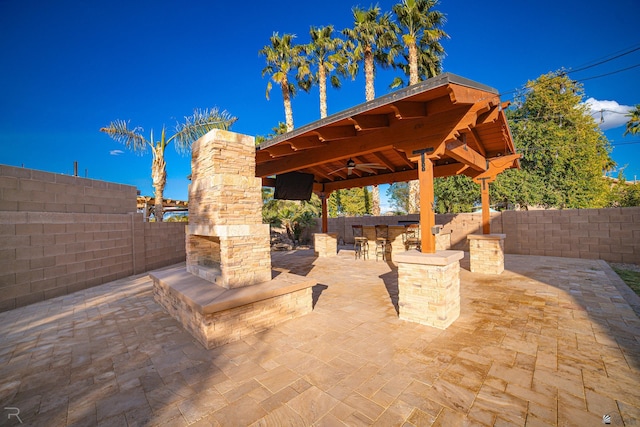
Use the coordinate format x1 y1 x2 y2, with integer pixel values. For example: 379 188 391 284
395 250 463 329
467 234 506 275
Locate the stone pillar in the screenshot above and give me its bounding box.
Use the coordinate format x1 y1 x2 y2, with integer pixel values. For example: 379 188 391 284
395 250 463 329
314 233 337 257
186 129 271 288
467 234 506 275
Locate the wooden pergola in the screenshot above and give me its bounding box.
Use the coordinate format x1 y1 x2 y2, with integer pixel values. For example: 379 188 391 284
256 73 520 253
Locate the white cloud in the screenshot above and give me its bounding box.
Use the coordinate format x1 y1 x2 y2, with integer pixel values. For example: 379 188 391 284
583 98 634 131
110 149 124 156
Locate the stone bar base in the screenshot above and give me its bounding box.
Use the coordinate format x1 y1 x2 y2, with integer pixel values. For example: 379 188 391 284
314 233 337 257
395 250 464 329
467 234 506 275
151 266 315 349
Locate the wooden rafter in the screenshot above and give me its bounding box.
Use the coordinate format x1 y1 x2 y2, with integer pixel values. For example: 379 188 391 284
348 114 390 131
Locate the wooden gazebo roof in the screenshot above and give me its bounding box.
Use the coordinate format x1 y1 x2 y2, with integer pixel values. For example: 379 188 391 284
256 73 519 192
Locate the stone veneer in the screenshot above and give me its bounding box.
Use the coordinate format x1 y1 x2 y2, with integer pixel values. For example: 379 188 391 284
395 250 463 329
314 233 337 257
151 129 314 348
152 266 314 349
468 234 506 275
186 130 271 288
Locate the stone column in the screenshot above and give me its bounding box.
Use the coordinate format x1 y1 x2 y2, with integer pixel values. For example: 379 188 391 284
186 129 272 288
314 233 337 257
395 250 463 329
467 234 506 275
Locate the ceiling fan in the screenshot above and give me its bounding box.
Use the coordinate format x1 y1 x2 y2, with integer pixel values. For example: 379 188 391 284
328 158 386 176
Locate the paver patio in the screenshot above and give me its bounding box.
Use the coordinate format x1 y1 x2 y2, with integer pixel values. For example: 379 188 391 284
1 249 639 426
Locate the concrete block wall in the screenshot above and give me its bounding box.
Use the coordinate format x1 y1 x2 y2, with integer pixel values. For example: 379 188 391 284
0 165 186 312
501 207 640 264
321 207 640 264
0 164 137 214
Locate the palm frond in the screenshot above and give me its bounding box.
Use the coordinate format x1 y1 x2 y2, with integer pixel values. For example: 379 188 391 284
172 108 237 153
99 119 147 152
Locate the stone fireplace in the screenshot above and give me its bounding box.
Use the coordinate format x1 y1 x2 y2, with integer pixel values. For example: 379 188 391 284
150 129 314 349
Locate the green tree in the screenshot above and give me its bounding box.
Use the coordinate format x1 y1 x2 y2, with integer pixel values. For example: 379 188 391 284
502 71 613 209
490 169 544 210
391 0 448 213
433 175 478 213
624 104 640 135
302 26 349 119
328 188 371 217
386 182 410 213
100 108 236 221
260 33 305 132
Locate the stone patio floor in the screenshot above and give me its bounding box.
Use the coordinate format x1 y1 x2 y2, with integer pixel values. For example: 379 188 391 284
1 249 640 426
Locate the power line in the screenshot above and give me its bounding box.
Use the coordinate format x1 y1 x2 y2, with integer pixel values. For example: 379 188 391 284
578 63 640 82
566 45 640 75
498 44 640 101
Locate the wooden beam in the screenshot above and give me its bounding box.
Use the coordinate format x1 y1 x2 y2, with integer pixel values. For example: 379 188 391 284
471 154 521 182
445 139 487 171
311 125 357 142
289 136 325 150
391 101 427 119
469 128 486 156
323 169 417 192
257 114 435 177
371 152 396 172
348 114 390 131
448 84 500 105
260 143 296 158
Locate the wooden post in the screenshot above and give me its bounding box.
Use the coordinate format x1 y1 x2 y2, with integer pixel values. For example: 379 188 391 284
479 178 491 234
418 156 436 253
320 192 329 233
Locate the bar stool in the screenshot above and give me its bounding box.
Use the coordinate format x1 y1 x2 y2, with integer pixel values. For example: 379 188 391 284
374 225 389 261
403 223 421 251
352 225 369 260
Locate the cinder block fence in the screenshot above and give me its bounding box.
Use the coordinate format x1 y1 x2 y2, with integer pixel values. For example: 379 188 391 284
0 165 186 312
320 207 640 264
2 163 639 312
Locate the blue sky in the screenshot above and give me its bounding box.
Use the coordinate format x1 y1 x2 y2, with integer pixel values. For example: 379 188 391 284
1 0 639 212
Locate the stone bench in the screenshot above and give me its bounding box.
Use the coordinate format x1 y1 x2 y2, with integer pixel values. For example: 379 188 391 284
151 266 315 349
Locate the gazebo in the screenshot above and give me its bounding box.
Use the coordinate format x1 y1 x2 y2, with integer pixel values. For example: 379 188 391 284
256 73 519 252
257 73 520 329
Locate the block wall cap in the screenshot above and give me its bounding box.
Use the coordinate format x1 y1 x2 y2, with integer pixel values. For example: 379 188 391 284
395 249 464 266
467 234 506 241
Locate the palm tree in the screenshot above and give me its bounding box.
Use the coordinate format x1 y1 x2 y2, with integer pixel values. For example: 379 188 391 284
260 33 305 132
392 0 448 213
100 108 236 221
343 5 399 103
625 105 640 135
303 26 349 119
391 0 447 86
343 5 399 215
